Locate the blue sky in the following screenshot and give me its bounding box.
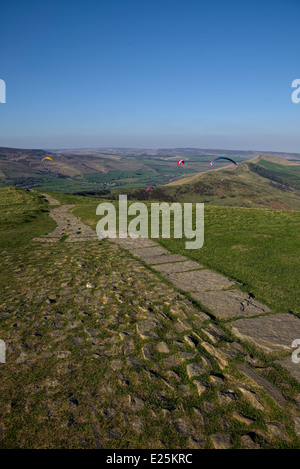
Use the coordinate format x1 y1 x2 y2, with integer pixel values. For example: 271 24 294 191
0 0 300 151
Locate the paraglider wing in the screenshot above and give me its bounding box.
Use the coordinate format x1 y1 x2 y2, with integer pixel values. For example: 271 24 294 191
177 160 185 166
42 156 54 163
209 157 237 167
146 186 154 191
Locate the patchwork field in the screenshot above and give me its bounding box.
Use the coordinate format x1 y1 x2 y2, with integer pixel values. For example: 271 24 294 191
1 147 300 195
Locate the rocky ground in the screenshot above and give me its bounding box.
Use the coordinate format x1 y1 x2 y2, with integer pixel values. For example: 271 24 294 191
0 194 299 449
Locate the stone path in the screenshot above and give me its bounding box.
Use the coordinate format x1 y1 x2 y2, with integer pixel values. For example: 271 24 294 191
113 237 300 370
0 193 299 449
33 197 98 243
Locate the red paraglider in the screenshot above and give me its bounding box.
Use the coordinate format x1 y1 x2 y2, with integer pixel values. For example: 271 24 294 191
177 160 185 166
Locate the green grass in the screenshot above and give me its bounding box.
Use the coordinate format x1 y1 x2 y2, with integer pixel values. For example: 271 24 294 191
158 205 300 316
0 187 56 248
131 157 300 211
250 160 300 190
259 159 300 176
0 187 57 297
25 167 195 192
1 159 197 193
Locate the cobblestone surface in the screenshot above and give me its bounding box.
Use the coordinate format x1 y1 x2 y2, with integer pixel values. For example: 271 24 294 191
0 194 299 449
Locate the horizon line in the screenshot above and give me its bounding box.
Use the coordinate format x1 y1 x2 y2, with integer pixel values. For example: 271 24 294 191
1 144 300 156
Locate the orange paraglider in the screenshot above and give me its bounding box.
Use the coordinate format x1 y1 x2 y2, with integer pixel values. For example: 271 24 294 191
42 156 54 163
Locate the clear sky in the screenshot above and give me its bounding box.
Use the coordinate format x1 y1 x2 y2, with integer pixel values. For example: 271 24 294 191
0 0 300 152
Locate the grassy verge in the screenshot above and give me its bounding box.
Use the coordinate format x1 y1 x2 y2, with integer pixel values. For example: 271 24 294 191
158 205 300 317
45 191 300 317
0 187 56 249
0 187 57 296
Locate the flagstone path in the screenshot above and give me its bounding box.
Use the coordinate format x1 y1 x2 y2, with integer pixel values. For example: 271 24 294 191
0 193 299 449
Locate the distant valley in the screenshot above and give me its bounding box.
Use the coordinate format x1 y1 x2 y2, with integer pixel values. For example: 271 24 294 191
1 146 300 210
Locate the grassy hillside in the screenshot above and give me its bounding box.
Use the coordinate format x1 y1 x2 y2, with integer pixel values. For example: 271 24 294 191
0 146 218 192
44 190 300 317
0 146 209 192
1 191 300 449
0 187 56 297
1 146 300 194
249 159 300 190
0 187 55 248
119 155 300 211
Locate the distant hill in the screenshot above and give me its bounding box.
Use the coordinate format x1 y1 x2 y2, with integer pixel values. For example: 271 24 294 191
50 147 300 161
0 146 191 192
121 155 300 211
1 146 300 196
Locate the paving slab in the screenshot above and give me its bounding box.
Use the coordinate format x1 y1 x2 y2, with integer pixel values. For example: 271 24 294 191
112 238 158 248
166 270 236 292
146 254 187 264
229 313 300 352
33 203 98 243
236 364 287 407
152 260 203 274
190 289 272 319
128 246 170 259
66 235 99 242
275 358 300 384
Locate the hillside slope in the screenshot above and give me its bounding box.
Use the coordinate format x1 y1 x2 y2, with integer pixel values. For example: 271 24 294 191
123 155 300 210
1 146 300 194
0 146 196 192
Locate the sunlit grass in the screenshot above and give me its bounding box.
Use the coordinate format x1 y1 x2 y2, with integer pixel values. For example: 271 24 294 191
48 192 300 317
